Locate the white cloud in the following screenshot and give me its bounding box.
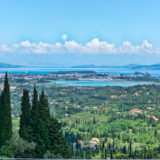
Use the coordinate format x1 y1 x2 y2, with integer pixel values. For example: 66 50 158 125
64 40 83 53
85 38 116 53
0 37 159 54
119 41 140 53
62 34 67 41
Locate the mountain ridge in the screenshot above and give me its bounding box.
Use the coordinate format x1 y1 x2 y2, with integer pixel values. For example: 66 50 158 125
0 63 23 68
71 63 160 69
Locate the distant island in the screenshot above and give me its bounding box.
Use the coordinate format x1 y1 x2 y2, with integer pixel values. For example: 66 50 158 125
0 63 23 68
2 62 160 70
71 63 160 70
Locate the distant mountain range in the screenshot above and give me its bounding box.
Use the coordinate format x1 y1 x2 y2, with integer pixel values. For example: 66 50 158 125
2 62 160 70
71 64 160 70
0 63 23 68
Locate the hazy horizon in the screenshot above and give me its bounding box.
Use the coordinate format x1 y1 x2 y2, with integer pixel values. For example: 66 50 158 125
0 0 160 66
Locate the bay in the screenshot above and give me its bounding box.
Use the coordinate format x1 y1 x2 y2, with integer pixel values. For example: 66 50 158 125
51 80 157 87
1 67 160 77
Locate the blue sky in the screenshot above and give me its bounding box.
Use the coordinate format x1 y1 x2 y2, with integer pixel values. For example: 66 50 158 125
0 0 160 66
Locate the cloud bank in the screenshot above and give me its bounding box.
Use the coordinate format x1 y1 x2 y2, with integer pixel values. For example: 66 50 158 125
0 36 159 54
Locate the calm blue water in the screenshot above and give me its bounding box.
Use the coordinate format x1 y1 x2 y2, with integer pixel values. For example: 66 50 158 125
0 67 159 86
0 67 160 77
51 80 156 87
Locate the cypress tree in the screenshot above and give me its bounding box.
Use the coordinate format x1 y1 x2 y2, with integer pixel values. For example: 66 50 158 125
28 85 45 157
122 145 127 154
48 117 70 158
39 90 50 123
129 140 132 157
29 87 50 157
35 118 49 157
0 73 12 147
110 149 113 159
37 90 70 157
25 86 70 158
29 85 39 142
19 89 31 141
36 90 50 154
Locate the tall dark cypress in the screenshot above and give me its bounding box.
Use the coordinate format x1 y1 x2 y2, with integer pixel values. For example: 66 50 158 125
24 86 70 158
29 87 50 157
39 90 50 123
0 73 12 146
19 89 31 141
28 85 39 142
38 89 70 158
36 90 50 154
48 117 70 158
129 140 132 157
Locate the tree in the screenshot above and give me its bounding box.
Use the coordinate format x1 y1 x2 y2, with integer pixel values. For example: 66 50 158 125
38 89 70 158
122 145 127 154
129 140 132 157
0 73 12 147
28 88 50 157
39 90 50 124
0 135 36 158
35 118 49 157
110 148 113 159
93 116 96 124
28 85 39 142
19 89 31 141
28 86 47 157
21 86 70 158
36 90 50 155
48 116 70 158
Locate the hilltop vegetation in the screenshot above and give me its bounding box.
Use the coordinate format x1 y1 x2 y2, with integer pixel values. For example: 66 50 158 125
47 85 160 158
1 73 160 158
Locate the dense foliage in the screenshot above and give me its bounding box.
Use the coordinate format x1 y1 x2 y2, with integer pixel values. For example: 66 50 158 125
1 73 160 158
0 74 70 158
20 86 70 158
0 73 12 147
19 89 31 141
55 86 160 159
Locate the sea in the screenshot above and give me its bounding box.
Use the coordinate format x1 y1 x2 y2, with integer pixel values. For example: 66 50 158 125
0 67 160 76
1 67 160 86
51 80 155 87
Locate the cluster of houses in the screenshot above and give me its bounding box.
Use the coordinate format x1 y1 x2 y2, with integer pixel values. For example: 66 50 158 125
110 94 126 99
78 137 100 149
130 109 142 114
148 115 159 121
0 83 16 91
130 108 159 121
